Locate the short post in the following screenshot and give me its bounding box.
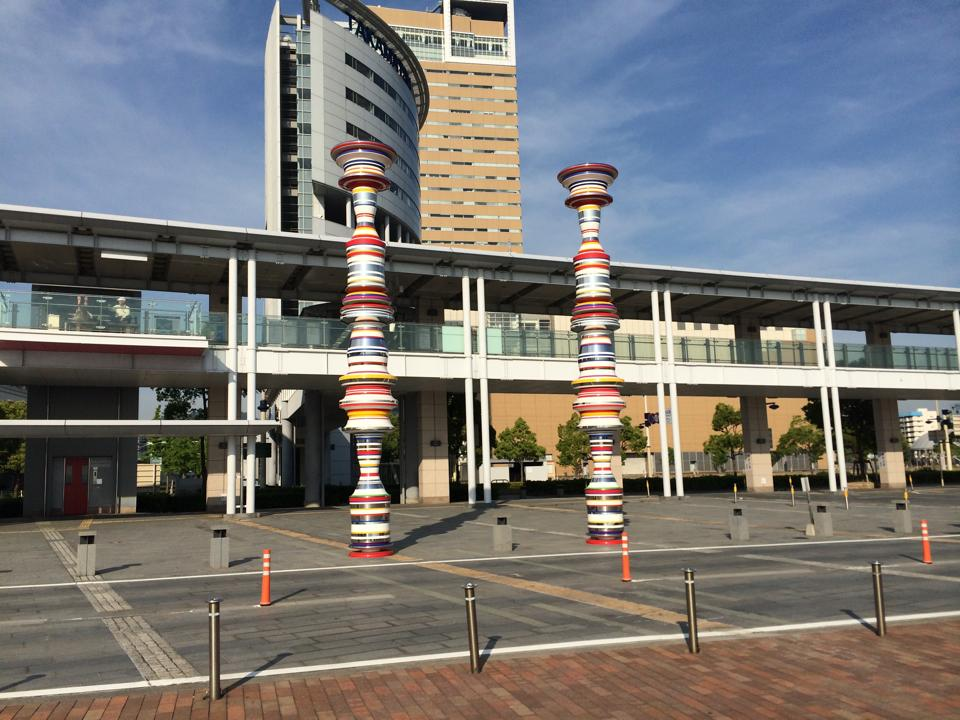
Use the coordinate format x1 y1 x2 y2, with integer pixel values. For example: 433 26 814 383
892 500 912 534
463 583 480 673
645 478 651 497
620 532 632 582
729 507 749 542
208 598 222 700
789 477 796 507
77 531 96 578
492 516 512 554
908 474 914 491
210 527 229 569
920 519 933 564
843 488 849 511
259 549 272 607
733 482 738 504
684 568 699 654
871 562 886 637
813 504 833 537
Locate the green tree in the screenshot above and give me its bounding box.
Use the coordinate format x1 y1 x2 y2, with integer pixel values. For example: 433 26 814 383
495 418 545 485
381 413 400 464
556 413 589 477
703 402 743 474
0 400 26 477
803 399 876 478
620 415 648 457
148 388 208 494
774 415 826 469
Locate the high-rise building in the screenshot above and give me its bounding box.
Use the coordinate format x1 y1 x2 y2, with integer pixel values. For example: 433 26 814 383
371 1 523 251
264 0 428 244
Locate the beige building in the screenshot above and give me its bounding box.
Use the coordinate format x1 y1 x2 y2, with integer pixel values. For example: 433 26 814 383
371 1 522 251
492 323 817 478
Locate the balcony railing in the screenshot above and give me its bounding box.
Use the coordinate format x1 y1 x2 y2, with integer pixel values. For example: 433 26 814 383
0 291 204 337
1 292 956 372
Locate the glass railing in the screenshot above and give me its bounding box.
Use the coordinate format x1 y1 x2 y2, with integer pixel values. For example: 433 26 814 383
834 343 958 371
0 290 205 337
1 293 956 371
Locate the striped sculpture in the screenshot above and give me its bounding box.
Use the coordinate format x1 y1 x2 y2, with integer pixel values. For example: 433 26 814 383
331 140 398 558
558 163 626 545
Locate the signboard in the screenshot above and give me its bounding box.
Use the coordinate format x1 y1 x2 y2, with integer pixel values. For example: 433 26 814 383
664 409 672 425
800 476 810 492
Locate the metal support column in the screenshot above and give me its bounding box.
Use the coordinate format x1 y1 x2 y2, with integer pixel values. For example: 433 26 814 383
651 290 671 497
823 301 848 491
463 276 477 505
664 290 684 497
226 249 238 515
813 301 837 492
245 252 257 515
477 276 492 504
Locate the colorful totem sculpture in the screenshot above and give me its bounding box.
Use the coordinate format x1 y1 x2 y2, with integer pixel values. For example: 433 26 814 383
331 140 398 558
558 163 626 545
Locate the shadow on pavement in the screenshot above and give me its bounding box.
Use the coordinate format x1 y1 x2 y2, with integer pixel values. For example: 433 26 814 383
842 609 876 633
223 652 293 694
229 556 260 568
0 674 45 693
97 563 142 575
478 635 501 671
271 588 306 605
392 505 487 552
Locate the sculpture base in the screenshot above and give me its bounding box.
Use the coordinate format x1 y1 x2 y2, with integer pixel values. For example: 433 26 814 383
586 537 622 546
349 548 394 559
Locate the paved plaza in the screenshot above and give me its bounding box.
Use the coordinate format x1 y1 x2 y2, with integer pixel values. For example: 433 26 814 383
1 488 959 711
2 619 959 719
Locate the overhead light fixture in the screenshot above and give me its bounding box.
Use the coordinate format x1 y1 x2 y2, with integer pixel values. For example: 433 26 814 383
101 251 149 262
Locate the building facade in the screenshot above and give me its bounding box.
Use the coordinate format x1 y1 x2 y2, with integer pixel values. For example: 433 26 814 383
371 0 523 251
264 0 428 243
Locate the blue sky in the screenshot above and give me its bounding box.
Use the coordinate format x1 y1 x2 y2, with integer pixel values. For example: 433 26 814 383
0 0 957 288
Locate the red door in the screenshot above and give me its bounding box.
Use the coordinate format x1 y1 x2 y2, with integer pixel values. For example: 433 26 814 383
63 457 88 516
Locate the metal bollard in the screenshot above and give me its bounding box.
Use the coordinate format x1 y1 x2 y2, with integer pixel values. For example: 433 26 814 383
77 531 96 578
684 568 700 654
871 562 886 637
208 598 222 700
463 583 480 673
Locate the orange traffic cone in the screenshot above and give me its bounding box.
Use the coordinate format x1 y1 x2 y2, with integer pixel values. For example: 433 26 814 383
259 549 272 606
920 520 933 565
621 533 632 583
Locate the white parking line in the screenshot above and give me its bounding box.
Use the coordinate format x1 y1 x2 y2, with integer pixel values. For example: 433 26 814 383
3 609 958 701
1 533 957 592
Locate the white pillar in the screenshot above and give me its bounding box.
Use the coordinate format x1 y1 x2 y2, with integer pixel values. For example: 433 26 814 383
663 290 684 497
245 253 257 514
823 301 848 490
651 290 671 497
226 249 238 515
813 301 837 492
462 276 477 505
477 276 492 504
384 216 391 244
954 309 960 369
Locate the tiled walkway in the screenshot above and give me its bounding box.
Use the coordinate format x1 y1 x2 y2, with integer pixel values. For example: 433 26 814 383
2 620 958 719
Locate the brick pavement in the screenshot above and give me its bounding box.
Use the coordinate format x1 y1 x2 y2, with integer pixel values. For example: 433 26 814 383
2 620 958 719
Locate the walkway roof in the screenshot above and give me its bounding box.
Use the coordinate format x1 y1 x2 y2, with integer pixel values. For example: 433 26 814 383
1 204 957 334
